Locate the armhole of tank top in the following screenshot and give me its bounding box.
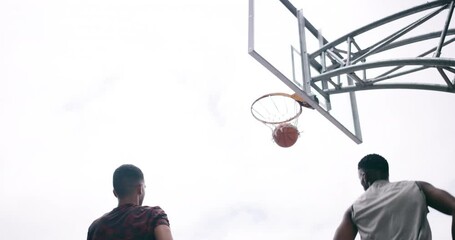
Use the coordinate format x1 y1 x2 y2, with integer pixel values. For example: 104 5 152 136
350 205 355 222
408 181 431 238
414 181 431 215
415 181 422 191
414 182 428 202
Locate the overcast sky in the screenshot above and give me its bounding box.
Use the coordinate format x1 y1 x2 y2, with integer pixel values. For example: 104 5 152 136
1 0 454 239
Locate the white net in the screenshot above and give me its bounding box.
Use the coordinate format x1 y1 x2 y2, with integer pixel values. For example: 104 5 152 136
251 93 303 129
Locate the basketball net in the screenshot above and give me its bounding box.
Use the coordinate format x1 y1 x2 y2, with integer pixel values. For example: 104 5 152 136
250 93 304 132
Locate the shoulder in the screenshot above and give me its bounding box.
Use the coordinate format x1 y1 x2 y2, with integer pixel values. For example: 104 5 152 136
87 214 107 237
88 211 110 229
393 180 429 191
414 180 429 189
386 180 420 188
140 205 167 215
88 219 97 232
414 181 438 195
141 206 170 226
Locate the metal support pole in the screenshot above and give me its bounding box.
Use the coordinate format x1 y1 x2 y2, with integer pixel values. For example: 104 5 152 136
318 29 331 110
437 68 455 88
346 37 363 141
352 5 446 64
297 10 312 95
434 1 454 57
248 0 254 53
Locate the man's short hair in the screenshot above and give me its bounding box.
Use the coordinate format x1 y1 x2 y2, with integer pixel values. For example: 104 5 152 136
113 164 144 198
358 154 389 178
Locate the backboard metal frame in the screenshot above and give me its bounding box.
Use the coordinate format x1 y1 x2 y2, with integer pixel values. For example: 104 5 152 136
248 0 455 144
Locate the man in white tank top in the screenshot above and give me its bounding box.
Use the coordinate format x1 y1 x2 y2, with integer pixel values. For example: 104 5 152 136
333 154 455 240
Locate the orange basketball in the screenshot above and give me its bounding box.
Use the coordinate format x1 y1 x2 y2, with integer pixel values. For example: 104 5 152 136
272 123 299 148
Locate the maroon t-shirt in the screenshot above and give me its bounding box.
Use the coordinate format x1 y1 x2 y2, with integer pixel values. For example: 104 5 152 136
87 204 169 240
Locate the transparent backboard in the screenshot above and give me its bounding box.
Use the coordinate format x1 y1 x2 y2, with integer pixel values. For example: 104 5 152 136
248 0 363 144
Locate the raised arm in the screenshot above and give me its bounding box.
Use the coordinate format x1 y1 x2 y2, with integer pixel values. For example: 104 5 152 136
333 207 358 240
417 181 455 240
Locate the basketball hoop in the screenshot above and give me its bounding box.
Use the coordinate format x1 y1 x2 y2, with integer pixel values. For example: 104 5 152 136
251 93 303 125
251 93 305 147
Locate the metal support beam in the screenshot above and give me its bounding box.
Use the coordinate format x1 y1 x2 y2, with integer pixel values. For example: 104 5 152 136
318 29 332 110
437 68 455 88
351 5 446 64
297 10 312 94
435 1 455 57
313 58 455 82
324 83 455 94
309 0 451 59
346 37 362 141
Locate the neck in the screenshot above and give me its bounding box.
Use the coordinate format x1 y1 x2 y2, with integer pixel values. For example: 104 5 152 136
369 178 389 185
117 196 140 207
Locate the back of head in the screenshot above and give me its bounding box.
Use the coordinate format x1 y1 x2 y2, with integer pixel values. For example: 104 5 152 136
358 154 389 180
113 164 144 198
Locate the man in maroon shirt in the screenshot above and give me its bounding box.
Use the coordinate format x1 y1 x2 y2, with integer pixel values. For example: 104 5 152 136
88 164 173 240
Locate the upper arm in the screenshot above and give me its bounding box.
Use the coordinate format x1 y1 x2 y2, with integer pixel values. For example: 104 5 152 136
154 224 173 240
333 207 358 240
417 181 455 215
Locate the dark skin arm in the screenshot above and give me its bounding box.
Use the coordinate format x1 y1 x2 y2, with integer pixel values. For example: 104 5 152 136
154 225 173 240
333 207 358 240
416 181 455 240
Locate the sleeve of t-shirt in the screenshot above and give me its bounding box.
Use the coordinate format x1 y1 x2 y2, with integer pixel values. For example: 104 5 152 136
87 219 98 240
149 206 170 228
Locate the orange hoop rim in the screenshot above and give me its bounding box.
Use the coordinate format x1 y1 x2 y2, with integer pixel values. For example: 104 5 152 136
250 92 303 125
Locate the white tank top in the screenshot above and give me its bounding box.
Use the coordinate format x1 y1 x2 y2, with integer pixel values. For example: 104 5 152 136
352 180 431 240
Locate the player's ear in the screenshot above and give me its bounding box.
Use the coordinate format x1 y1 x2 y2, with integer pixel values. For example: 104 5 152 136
364 172 371 184
137 184 143 195
365 172 377 187
113 190 118 197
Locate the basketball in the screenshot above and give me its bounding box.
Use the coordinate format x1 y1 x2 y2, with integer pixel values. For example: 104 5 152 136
272 123 299 148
